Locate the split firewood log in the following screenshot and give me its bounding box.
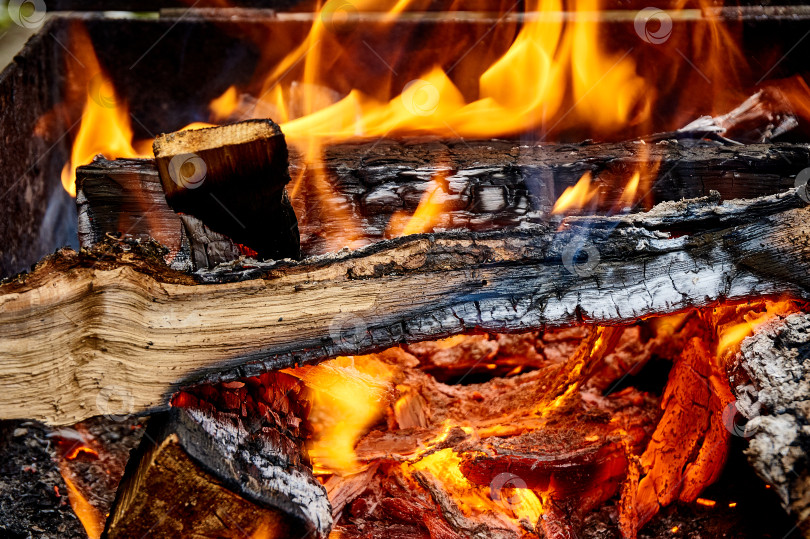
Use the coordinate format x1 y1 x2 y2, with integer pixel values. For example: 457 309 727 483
153 119 300 260
76 140 810 259
2 189 810 426
104 372 331 538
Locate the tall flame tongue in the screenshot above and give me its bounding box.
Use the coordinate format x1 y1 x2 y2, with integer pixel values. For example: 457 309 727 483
276 0 650 144
59 26 150 197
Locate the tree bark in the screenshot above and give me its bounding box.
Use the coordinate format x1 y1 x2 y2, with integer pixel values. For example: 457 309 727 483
731 312 810 538
1 190 809 425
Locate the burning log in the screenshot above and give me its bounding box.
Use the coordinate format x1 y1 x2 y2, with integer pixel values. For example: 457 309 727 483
731 312 810 537
104 373 331 538
75 157 193 271
1 190 809 425
76 140 810 259
76 158 244 271
153 120 300 260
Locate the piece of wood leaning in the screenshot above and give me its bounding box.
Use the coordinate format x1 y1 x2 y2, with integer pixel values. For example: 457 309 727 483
153 119 300 261
104 374 331 538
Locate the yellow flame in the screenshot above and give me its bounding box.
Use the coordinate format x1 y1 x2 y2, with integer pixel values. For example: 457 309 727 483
60 73 147 197
409 448 543 524
284 355 393 474
716 300 798 357
387 170 450 237
210 85 240 121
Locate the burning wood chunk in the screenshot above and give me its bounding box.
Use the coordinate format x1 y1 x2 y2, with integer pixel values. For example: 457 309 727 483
153 119 300 261
75 157 193 271
76 157 243 271
105 373 331 539
732 312 810 537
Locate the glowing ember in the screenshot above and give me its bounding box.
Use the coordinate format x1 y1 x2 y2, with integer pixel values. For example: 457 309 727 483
695 497 717 507
65 445 99 460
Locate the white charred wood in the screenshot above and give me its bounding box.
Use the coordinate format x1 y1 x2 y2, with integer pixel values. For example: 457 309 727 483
732 313 810 538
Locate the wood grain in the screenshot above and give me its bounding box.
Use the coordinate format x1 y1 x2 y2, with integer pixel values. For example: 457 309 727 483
1 190 809 425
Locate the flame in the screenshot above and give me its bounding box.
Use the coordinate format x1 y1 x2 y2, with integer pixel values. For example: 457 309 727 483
716 300 798 357
552 171 598 214
408 448 543 524
60 469 103 539
59 26 149 197
210 85 240 122
284 355 393 474
387 170 451 237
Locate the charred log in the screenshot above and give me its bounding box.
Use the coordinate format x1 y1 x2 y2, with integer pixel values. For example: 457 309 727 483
78 141 810 259
1 191 810 425
731 312 810 538
104 373 331 538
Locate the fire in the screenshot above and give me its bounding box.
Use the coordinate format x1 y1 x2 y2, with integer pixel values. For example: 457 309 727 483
552 171 598 214
60 468 104 539
284 355 393 474
387 169 451 237
715 299 798 358
57 25 151 197
408 447 543 526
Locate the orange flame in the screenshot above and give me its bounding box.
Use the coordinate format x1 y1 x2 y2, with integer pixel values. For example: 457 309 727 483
284 355 393 474
716 300 798 357
552 171 598 214
60 469 104 539
59 26 149 197
387 170 451 237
